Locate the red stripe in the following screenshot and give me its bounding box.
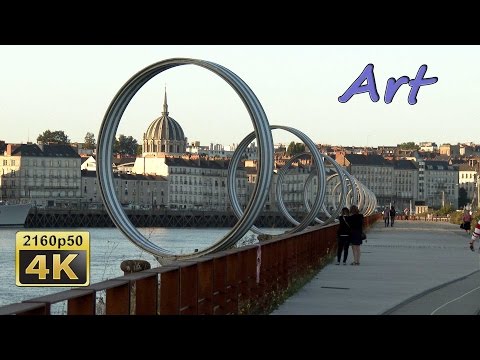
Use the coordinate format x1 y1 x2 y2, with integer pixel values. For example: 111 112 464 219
472 221 480 240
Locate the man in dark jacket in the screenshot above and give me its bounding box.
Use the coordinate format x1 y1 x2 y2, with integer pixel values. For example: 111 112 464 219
389 206 396 227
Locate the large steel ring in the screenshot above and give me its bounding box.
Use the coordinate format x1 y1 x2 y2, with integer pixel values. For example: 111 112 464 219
227 126 326 235
326 174 346 217
342 169 357 209
303 153 347 225
275 150 325 230
349 176 375 215
319 173 342 219
97 58 274 260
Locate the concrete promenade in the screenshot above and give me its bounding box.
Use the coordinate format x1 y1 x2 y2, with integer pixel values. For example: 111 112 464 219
272 220 480 315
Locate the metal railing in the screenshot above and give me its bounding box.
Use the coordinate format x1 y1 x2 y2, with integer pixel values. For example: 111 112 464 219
0 214 380 315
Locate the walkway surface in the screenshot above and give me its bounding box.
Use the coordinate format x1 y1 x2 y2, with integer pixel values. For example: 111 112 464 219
271 220 480 315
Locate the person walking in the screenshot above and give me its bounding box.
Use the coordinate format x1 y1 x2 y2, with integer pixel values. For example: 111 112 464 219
389 206 396 227
462 209 472 234
469 218 479 252
383 206 390 227
348 204 364 265
336 207 351 265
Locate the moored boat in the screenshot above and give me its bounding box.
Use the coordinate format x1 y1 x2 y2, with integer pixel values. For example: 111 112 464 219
0 202 32 227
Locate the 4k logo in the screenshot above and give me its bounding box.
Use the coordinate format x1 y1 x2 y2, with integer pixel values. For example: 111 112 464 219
16 231 90 287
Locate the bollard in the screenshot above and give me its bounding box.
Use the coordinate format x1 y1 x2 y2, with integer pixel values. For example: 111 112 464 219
96 260 151 315
121 259 151 275
120 260 151 315
258 234 275 242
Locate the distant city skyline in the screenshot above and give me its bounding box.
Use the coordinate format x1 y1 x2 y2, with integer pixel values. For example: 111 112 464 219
1 45 479 148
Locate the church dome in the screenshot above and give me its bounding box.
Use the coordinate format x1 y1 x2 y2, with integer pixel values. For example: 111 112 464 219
142 90 187 155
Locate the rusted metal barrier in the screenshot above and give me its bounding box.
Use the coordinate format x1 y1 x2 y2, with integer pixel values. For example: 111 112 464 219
0 214 380 315
396 214 450 222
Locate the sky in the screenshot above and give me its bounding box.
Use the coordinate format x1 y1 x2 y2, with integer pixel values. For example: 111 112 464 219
1 45 479 148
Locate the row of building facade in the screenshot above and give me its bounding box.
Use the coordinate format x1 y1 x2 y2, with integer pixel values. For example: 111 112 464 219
2 140 478 213
2 92 479 213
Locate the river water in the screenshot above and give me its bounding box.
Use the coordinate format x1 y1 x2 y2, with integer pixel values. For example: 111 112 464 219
0 227 287 308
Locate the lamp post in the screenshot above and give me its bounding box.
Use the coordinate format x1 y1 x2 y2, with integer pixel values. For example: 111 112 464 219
476 181 480 210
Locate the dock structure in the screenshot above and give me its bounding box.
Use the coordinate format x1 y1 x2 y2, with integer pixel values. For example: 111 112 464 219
25 208 297 228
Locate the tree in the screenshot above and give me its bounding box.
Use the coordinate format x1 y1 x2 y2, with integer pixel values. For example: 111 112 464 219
37 130 70 144
113 134 138 156
399 142 419 150
84 132 96 150
287 141 305 156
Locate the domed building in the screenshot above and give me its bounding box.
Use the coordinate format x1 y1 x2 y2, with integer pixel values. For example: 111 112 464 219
142 90 187 157
131 89 249 211
133 90 189 175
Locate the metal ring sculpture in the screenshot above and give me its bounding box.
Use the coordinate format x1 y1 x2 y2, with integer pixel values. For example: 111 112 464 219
342 169 358 209
97 58 274 260
324 174 346 217
227 126 326 235
97 58 379 260
322 171 354 213
301 153 347 226
350 175 364 210
274 149 325 230
346 176 377 216
320 174 342 220
363 186 377 215
304 174 338 223
277 152 341 227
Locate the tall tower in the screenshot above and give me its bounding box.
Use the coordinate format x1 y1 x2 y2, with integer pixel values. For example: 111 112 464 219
142 89 187 157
